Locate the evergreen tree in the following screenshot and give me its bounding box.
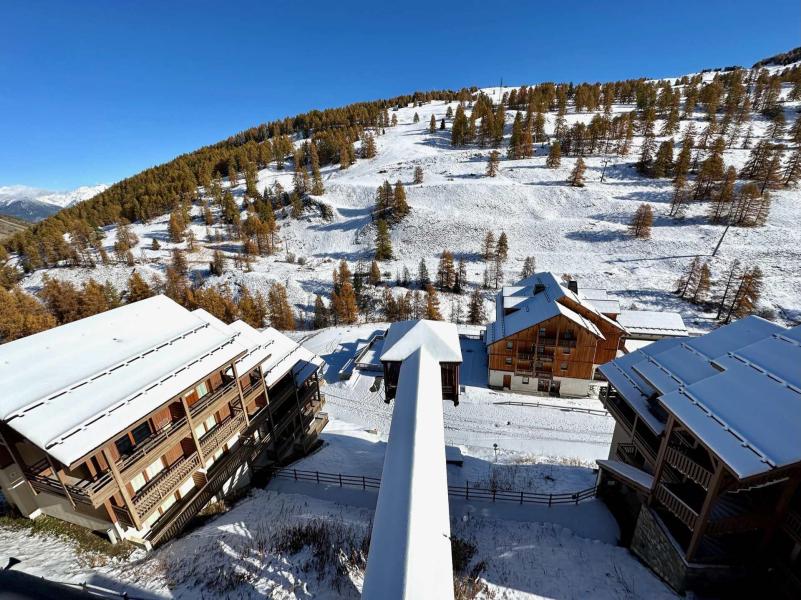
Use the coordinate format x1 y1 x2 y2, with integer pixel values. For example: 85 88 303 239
418 258 430 287
691 261 711 303
429 114 437 133
374 219 393 260
451 105 469 146
369 260 382 285
393 180 410 219
313 294 330 329
413 112 420 123
520 256 536 278
210 249 226 276
486 150 501 177
467 288 485 325
651 141 674 178
568 157 587 187
496 232 509 262
629 203 653 238
677 257 702 299
546 141 562 168
0 286 56 341
482 231 495 261
413 166 424 184
783 147 801 187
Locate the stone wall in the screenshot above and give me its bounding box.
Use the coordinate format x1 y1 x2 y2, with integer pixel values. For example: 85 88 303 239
631 505 689 592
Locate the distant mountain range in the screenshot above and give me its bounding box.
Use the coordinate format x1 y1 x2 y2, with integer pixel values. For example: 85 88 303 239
0 184 109 222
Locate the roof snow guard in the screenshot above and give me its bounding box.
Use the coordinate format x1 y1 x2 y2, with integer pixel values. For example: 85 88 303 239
601 316 801 480
364 322 457 600
0 295 322 467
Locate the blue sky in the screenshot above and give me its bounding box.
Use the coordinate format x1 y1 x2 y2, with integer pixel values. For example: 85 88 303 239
1 0 798 190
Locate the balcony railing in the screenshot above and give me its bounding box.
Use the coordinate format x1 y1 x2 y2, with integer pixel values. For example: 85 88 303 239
308 412 328 436
200 412 247 457
664 446 713 489
24 458 114 508
602 392 634 432
116 417 191 479
269 385 295 409
241 380 265 401
783 510 801 545
615 443 638 465
189 380 239 421
632 430 658 465
654 484 698 530
132 453 201 518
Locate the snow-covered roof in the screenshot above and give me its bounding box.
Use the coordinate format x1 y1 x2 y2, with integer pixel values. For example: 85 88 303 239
485 272 613 345
601 317 801 479
617 310 688 339
0 296 245 466
587 299 621 315
380 320 462 363
0 296 324 467
259 327 323 388
362 345 454 600
597 459 654 491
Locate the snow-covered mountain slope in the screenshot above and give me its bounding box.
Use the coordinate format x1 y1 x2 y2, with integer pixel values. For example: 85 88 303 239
18 66 801 329
0 184 108 221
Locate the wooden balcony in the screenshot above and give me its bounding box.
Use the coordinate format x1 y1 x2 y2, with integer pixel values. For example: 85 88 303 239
654 483 698 530
559 339 577 349
132 453 201 518
783 509 801 545
116 417 191 481
615 442 638 465
632 430 658 465
269 384 295 410
602 392 634 432
538 337 557 347
200 412 247 457
241 379 265 402
308 412 328 436
664 446 713 489
189 380 239 422
24 459 115 508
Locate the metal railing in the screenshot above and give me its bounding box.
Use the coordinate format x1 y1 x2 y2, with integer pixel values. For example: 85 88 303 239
664 446 713 489
267 467 598 506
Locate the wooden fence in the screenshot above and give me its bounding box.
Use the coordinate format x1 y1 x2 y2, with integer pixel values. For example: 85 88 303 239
268 467 597 506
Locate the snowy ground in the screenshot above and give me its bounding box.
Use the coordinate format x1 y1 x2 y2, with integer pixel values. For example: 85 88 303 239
18 68 801 330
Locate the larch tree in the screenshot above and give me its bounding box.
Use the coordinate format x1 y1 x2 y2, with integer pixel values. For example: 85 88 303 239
677 256 702 300
369 260 382 286
267 282 295 330
520 256 536 278
669 175 688 218
708 166 737 224
722 266 763 323
127 271 153 303
715 259 741 319
451 104 469 146
429 114 437 133
783 147 801 187
486 150 501 177
413 166 424 184
651 141 674 178
418 258 430 287
467 288 485 325
313 294 330 329
568 157 587 187
629 204 653 238
691 261 711 304
496 232 509 263
482 231 495 261
424 284 443 320
393 180 410 219
546 141 562 168
0 286 57 342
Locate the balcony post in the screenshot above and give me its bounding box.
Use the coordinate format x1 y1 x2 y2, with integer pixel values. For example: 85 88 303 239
258 364 278 441
647 414 674 507
758 472 801 552
686 462 725 561
231 360 249 422
180 395 206 466
0 428 39 497
45 455 76 509
101 447 144 531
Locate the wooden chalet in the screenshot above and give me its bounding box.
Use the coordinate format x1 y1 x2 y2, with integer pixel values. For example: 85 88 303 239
596 316 801 596
0 295 327 547
484 272 625 397
380 320 462 405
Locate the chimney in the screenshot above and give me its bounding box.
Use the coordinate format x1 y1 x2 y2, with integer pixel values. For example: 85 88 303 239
533 283 546 295
567 280 578 294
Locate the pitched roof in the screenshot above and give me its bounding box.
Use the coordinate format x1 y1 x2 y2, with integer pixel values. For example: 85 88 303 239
381 320 462 363
617 310 688 338
601 317 801 479
0 296 323 466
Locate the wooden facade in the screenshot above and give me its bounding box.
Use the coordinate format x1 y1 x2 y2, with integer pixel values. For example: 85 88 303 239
383 361 460 404
0 355 326 546
599 382 801 595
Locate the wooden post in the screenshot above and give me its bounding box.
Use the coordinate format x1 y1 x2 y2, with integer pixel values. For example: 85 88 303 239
180 395 206 465
231 360 249 420
46 456 76 509
101 447 143 531
686 462 725 561
758 471 801 551
0 428 38 497
647 415 674 506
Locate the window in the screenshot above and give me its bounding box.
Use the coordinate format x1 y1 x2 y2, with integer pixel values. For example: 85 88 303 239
506 341 513 349
539 328 546 335
145 458 165 480
130 472 146 493
564 347 572 355
204 415 216 431
115 435 134 457
522 377 530 385
560 362 568 371
196 382 209 398
505 357 512 365
131 422 152 444
159 493 177 514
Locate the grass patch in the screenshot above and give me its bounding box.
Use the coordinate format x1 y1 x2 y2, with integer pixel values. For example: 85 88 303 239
0 513 136 562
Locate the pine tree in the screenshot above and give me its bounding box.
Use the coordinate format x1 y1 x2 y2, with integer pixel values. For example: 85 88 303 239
496 232 509 262
393 180 410 219
413 166 424 184
425 284 443 320
150 237 161 251
651 141 674 178
374 219 393 260
486 150 501 177
629 204 653 238
238 288 268 328
313 294 330 329
413 112 420 123
546 141 562 168
482 231 495 261
429 114 437 133
467 288 485 325
436 250 455 291
520 256 536 278
361 133 377 159
568 157 587 187
418 258 430 287
451 105 469 146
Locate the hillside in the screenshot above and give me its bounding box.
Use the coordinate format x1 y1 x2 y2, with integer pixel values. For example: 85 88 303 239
0 213 28 240
0 184 109 222
4 56 801 337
